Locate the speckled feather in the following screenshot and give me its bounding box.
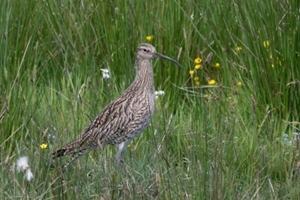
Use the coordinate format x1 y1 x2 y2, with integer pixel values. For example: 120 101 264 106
51 43 182 168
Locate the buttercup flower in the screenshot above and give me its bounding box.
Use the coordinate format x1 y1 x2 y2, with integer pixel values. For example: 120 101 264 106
194 64 201 70
276 57 282 66
237 81 242 87
189 70 195 76
235 46 242 52
193 77 200 86
214 62 220 68
146 35 153 42
40 143 48 149
208 79 216 85
194 57 202 64
263 40 270 48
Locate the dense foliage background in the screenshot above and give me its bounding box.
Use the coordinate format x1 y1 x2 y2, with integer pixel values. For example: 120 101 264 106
0 0 299 199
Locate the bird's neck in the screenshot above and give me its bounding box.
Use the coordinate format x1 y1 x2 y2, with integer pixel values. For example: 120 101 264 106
134 59 155 91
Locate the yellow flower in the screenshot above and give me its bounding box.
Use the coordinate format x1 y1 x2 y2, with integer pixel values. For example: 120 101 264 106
263 40 270 48
214 62 220 68
40 143 48 149
146 35 153 42
237 81 242 86
194 57 202 64
203 94 211 99
195 81 200 86
271 64 274 68
276 57 282 66
194 76 199 81
235 46 242 52
208 79 216 85
189 70 195 76
194 64 201 70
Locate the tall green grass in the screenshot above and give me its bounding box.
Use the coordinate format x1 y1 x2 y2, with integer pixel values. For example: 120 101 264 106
0 0 299 199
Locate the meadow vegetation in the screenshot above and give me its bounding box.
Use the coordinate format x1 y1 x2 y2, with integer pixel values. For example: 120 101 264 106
0 0 299 199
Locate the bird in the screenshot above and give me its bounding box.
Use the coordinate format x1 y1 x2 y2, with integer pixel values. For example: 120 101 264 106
51 43 183 168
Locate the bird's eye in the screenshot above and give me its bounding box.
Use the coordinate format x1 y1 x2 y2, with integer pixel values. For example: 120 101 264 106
143 49 149 53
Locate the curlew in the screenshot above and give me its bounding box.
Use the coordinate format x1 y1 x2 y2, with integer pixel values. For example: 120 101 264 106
51 43 182 168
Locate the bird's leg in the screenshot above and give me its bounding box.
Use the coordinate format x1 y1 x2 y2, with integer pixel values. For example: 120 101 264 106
116 141 127 167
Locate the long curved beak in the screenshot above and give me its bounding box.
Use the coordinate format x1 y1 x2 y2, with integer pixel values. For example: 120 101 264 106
154 52 183 68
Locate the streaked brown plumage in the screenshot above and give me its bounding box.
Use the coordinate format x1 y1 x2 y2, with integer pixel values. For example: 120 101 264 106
51 43 182 168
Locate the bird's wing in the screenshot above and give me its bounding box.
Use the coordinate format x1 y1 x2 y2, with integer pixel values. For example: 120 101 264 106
56 97 135 154
53 103 133 159
84 99 136 145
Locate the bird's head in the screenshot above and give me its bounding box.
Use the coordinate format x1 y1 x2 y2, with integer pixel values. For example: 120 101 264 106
136 43 183 68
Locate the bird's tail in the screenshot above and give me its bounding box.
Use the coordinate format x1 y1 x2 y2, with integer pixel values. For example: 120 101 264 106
52 139 81 159
51 135 92 168
52 131 93 158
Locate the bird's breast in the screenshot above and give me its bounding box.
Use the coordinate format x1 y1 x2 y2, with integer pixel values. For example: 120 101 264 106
135 87 155 120
148 87 155 116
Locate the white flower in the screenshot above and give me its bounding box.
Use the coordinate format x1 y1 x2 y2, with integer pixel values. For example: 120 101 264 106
190 13 194 20
155 90 165 99
25 168 34 181
100 68 109 73
100 68 110 79
16 156 34 181
115 7 119 14
48 133 56 140
155 90 165 96
102 73 110 79
293 132 300 137
16 156 29 172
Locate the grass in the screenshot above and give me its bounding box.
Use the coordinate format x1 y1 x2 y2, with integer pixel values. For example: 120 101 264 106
0 0 299 199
